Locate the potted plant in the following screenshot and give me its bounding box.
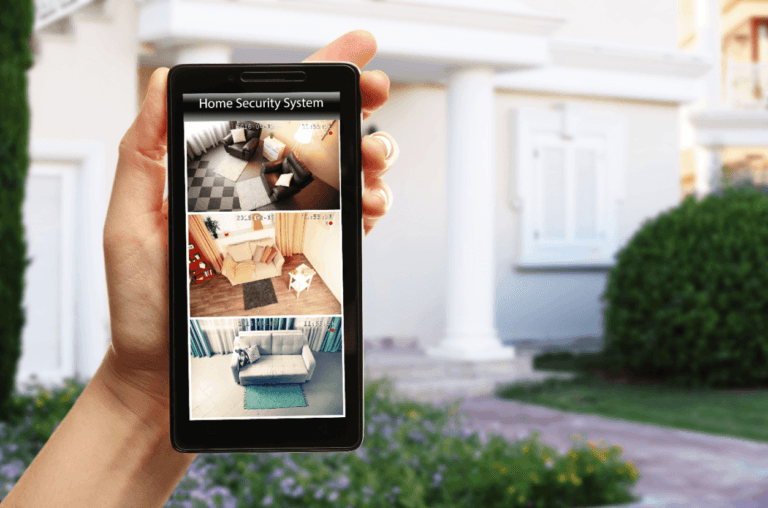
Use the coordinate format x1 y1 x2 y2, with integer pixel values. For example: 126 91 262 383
204 217 220 239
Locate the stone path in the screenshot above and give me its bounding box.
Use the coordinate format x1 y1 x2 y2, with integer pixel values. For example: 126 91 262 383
457 396 768 508
363 341 768 508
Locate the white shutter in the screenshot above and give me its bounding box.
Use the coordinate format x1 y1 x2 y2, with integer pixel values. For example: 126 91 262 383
573 144 599 240
538 140 567 240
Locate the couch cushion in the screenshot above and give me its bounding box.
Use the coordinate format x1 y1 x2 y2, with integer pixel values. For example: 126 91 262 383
232 262 255 284
238 355 308 385
251 261 276 281
275 173 293 188
271 332 306 355
228 242 252 263
265 246 279 264
260 246 273 263
231 128 246 143
237 332 272 355
249 238 274 252
251 245 265 263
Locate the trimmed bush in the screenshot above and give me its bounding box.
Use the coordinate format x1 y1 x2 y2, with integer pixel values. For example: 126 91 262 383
1 378 640 507
0 1 34 416
603 187 768 388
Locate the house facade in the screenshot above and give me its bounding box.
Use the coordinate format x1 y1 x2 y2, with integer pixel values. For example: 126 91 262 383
22 0 712 387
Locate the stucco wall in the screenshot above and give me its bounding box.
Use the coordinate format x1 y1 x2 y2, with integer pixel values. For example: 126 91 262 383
522 0 678 49
363 84 681 348
28 1 138 199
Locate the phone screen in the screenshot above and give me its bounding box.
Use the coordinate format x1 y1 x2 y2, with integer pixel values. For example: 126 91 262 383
182 91 346 421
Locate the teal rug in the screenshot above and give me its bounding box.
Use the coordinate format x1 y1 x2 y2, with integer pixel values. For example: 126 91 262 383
245 384 307 409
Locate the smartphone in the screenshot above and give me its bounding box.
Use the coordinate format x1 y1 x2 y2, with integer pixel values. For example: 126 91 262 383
167 64 363 452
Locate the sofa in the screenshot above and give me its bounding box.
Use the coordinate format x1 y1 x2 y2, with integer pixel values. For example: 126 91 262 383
220 237 284 286
262 151 314 202
223 121 262 161
230 331 316 385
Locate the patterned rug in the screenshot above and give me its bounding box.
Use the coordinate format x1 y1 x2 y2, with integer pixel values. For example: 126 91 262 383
243 278 278 310
245 383 307 409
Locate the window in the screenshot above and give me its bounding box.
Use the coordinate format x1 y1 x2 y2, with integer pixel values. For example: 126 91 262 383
510 105 624 267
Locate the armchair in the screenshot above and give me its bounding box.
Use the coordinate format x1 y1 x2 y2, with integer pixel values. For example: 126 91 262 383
223 121 262 161
262 151 314 202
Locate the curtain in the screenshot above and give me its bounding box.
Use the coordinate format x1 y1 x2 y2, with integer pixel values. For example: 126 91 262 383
192 318 299 356
275 212 306 256
189 215 223 272
186 121 230 159
320 317 342 352
190 320 213 358
298 317 340 352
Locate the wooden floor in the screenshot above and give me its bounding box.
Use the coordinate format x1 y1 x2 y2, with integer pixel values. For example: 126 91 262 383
189 254 342 317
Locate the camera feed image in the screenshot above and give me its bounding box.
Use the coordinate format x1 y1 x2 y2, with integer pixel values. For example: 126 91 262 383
189 316 343 420
186 119 340 212
188 211 341 317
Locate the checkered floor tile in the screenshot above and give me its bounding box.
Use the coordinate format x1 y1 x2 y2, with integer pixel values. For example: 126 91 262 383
187 154 248 212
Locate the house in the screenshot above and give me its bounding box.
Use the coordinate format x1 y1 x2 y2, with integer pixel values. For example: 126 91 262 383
21 0 712 387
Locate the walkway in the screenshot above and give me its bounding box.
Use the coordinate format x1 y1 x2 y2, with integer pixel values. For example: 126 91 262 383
363 341 768 508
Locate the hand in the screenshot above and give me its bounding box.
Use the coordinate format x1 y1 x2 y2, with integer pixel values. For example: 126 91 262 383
4 30 397 508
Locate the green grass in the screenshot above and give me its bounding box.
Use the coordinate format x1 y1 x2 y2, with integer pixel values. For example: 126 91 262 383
497 353 768 443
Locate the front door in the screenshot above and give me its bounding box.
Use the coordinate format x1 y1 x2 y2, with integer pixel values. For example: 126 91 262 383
17 161 77 387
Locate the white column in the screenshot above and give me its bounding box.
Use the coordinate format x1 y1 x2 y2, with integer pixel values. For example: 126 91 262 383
697 0 722 108
427 67 514 361
175 44 232 65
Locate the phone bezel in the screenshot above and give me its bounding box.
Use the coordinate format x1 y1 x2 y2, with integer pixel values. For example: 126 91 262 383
167 64 363 453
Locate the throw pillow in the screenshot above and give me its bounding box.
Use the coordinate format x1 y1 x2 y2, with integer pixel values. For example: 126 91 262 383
232 128 246 143
261 246 273 263
237 349 250 367
229 242 252 263
246 345 260 363
275 173 293 188
265 246 279 264
251 245 265 263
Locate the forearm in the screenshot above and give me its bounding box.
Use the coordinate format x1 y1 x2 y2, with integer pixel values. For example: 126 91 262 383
1 352 195 508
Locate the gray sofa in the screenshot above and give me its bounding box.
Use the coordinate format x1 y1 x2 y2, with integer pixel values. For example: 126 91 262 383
230 331 316 385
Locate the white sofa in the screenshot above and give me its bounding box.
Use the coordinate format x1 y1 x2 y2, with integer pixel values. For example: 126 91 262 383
230 331 316 385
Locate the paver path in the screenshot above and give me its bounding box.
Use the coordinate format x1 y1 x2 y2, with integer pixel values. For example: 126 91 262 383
457 396 768 508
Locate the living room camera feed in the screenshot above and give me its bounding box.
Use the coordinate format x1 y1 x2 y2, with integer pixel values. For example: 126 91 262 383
185 119 340 212
188 211 342 317
189 316 344 420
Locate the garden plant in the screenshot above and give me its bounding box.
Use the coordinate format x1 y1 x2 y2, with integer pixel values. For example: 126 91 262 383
0 378 639 507
603 187 768 388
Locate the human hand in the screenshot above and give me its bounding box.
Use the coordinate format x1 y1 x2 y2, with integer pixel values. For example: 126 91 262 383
101 29 397 418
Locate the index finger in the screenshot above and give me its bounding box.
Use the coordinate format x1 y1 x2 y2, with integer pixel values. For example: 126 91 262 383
303 30 377 68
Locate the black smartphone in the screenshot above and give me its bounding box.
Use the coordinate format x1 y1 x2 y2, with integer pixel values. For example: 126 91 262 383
167 64 363 452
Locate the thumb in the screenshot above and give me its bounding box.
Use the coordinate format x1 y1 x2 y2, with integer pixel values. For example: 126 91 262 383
108 67 169 221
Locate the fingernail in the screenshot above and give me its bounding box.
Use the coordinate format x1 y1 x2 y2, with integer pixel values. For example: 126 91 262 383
371 133 393 159
370 188 387 207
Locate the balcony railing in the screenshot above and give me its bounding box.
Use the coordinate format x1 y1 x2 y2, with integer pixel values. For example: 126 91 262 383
34 0 92 31
726 58 768 110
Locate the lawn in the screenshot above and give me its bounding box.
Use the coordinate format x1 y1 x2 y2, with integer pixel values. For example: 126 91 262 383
496 353 768 443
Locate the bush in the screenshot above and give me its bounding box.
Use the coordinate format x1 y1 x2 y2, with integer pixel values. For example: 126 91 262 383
0 0 33 416
0 378 640 507
533 352 609 373
603 187 768 388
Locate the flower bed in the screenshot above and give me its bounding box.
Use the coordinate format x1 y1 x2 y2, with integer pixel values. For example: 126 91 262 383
0 378 639 507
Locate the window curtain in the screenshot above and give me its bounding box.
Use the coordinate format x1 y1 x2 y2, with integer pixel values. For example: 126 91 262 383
275 212 306 256
298 317 341 352
189 215 223 272
186 121 230 160
191 318 298 356
320 317 342 352
190 320 213 358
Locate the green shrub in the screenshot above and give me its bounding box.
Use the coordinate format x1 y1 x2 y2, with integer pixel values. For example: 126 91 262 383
603 187 768 388
0 0 34 416
1 378 640 507
533 352 609 373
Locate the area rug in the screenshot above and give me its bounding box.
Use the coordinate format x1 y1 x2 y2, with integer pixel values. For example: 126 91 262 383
243 278 278 310
245 383 307 409
212 153 249 182
235 176 272 211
